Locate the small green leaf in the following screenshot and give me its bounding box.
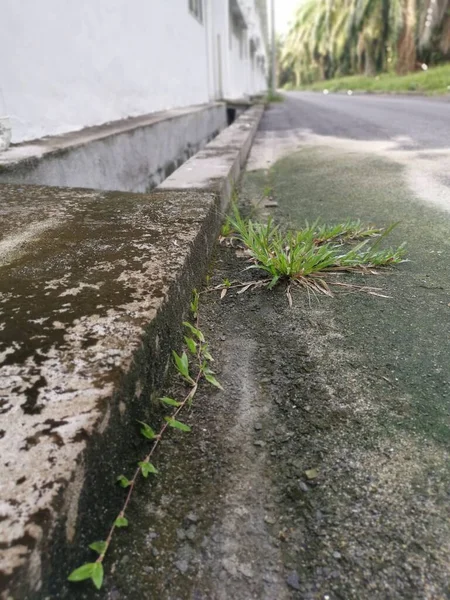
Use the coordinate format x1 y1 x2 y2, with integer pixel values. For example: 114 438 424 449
138 461 158 477
183 321 205 342
190 289 199 317
184 336 197 354
137 420 156 440
203 347 214 361
114 515 129 528
116 475 131 488
160 396 181 407
165 417 191 432
89 541 107 555
268 275 280 289
91 562 104 590
204 371 224 390
68 562 95 582
172 350 192 382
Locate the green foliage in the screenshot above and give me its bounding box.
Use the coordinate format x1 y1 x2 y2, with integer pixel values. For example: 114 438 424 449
265 91 284 103
202 345 214 362
183 321 205 342
138 461 158 477
298 63 450 95
165 417 191 432
91 563 104 590
203 369 224 390
114 516 129 528
280 0 450 86
160 396 181 407
225 208 406 296
312 219 383 243
263 185 273 198
221 219 234 237
89 541 107 555
137 421 157 440
116 475 131 488
68 562 104 590
172 350 193 383
190 289 199 318
69 314 222 590
184 336 197 354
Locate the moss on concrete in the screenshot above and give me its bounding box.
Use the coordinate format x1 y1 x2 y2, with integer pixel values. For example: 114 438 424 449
0 183 221 598
246 147 450 445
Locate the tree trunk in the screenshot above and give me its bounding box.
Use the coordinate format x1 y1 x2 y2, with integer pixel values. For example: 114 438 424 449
357 33 365 74
320 57 327 80
396 0 417 74
364 42 377 76
439 13 450 55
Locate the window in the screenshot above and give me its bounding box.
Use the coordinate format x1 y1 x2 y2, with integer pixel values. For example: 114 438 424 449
189 0 203 24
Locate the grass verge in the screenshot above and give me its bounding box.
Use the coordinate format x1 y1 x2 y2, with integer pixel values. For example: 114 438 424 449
265 90 284 102
293 63 450 95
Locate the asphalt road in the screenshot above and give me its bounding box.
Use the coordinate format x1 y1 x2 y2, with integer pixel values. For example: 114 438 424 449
264 91 450 150
237 94 450 598
249 92 450 213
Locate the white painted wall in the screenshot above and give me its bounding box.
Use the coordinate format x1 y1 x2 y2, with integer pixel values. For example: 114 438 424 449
0 0 267 143
210 0 268 100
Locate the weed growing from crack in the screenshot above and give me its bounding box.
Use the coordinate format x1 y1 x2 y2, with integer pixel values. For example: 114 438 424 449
67 291 222 590
217 206 406 303
220 218 234 239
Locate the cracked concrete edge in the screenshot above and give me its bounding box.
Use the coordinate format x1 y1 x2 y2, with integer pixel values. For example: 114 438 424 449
0 104 264 599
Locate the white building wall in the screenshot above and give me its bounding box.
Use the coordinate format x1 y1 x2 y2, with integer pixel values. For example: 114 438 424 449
0 0 267 144
205 0 229 101
217 0 268 99
229 19 248 97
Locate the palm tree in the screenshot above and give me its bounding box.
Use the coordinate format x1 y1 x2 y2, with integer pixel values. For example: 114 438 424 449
351 0 389 76
279 0 449 85
417 0 450 59
281 0 352 84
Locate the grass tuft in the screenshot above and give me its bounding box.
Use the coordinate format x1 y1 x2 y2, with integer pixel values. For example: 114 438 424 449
223 206 406 298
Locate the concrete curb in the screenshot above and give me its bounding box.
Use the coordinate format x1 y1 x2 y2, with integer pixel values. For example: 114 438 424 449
159 104 265 211
0 103 227 193
0 105 264 598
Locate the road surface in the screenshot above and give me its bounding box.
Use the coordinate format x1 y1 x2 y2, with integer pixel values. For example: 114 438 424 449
263 92 450 148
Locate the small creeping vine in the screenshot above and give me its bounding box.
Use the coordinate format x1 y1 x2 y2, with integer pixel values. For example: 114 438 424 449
68 290 222 590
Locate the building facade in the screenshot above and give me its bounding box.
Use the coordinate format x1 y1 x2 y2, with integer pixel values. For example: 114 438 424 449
0 0 268 144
